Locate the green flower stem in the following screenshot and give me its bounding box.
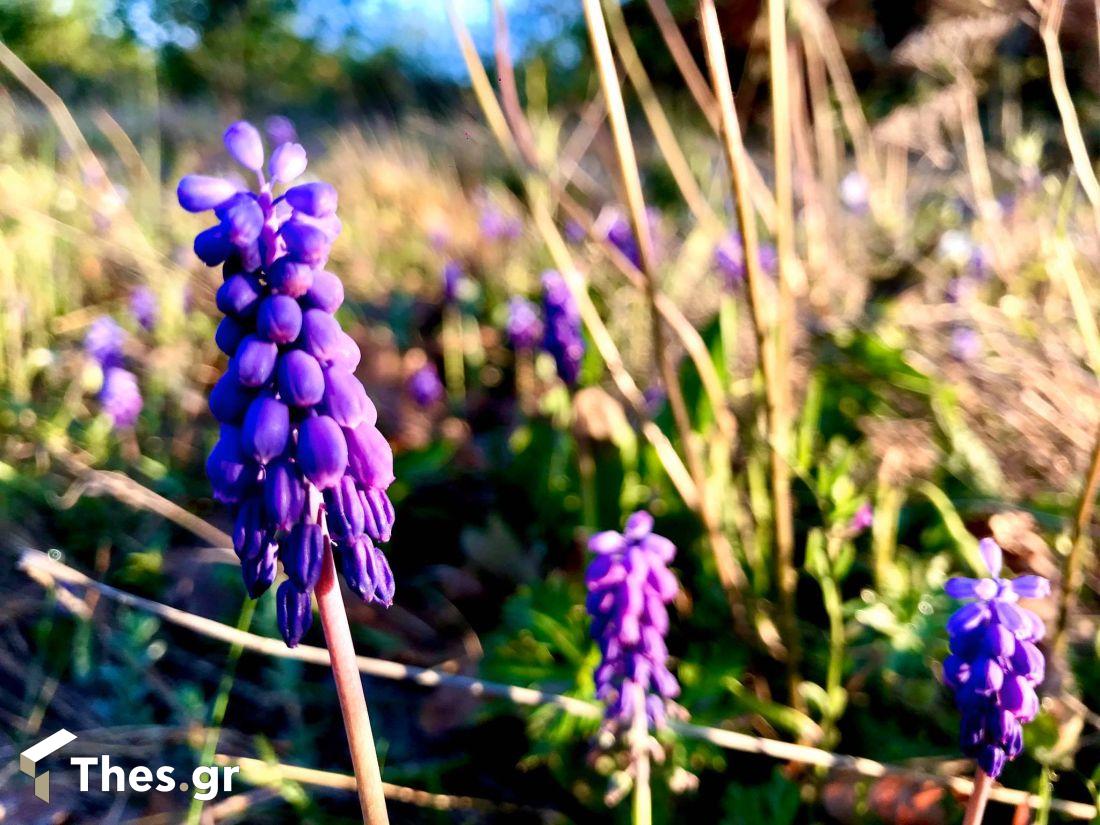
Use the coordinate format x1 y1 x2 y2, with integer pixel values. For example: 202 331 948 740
186 595 255 825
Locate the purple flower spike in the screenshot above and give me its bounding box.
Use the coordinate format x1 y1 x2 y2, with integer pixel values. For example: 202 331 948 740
184 121 397 642
130 287 158 331
407 363 445 408
442 260 466 304
541 271 584 386
99 367 143 429
84 316 126 368
942 537 1049 778
505 296 541 350
224 121 265 172
586 510 680 738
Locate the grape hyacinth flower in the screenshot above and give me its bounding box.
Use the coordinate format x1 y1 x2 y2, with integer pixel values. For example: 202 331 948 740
601 207 661 269
264 115 297 145
479 201 522 241
99 367 143 428
442 260 467 304
505 296 541 351
180 121 397 648
407 362 445 408
714 232 778 288
130 286 158 331
586 511 680 737
541 270 584 386
84 316 126 369
942 538 1049 781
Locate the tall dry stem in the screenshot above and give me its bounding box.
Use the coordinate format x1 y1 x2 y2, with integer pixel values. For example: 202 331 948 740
580 0 752 638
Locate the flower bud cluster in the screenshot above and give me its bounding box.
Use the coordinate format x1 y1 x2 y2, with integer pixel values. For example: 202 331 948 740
181 121 397 646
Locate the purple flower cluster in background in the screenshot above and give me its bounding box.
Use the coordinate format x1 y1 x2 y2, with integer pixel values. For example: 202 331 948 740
442 260 467 304
84 316 142 429
84 316 126 369
713 232 778 288
479 201 522 242
505 296 542 351
943 538 1049 778
541 270 584 386
180 121 397 647
407 362 445 408
130 286 158 332
602 207 661 269
586 511 680 735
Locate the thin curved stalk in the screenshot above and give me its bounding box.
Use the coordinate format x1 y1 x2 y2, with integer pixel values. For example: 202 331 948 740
1054 424 1100 659
766 0 802 709
581 0 752 639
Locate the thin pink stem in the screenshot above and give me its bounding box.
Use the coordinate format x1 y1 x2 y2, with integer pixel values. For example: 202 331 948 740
962 769 993 825
315 542 390 824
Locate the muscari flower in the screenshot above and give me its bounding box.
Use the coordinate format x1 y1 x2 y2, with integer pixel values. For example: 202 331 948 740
130 286 158 331
950 326 981 362
586 511 680 736
84 316 126 369
100 366 143 428
407 362 445 408
602 207 662 269
505 296 541 351
713 232 778 288
182 121 396 647
942 538 1049 778
541 270 584 386
264 115 297 145
479 202 522 242
442 260 467 304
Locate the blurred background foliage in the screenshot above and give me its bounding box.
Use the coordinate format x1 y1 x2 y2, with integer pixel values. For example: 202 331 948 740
3 0 1100 823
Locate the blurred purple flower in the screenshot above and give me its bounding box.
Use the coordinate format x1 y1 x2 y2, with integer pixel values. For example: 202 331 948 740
850 503 873 534
479 202 522 241
714 232 778 288
130 286 158 331
505 296 542 350
84 316 126 369
942 538 1049 778
442 260 467 304
601 207 662 269
264 115 297 145
182 120 396 647
950 326 981 361
99 367 142 428
541 271 584 386
586 511 680 736
407 362 445 408
564 218 586 244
